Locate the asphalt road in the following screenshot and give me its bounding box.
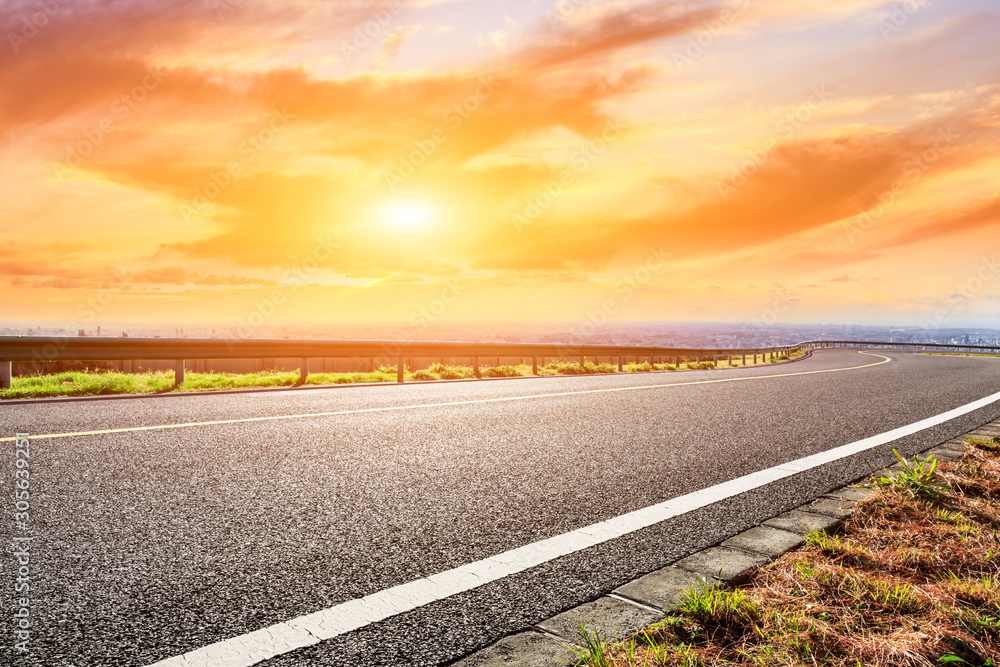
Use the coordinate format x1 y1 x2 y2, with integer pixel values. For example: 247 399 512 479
3 349 1000 666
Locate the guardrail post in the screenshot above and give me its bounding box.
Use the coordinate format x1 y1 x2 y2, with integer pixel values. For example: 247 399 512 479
1 361 11 389
300 358 308 383
532 357 538 375
579 356 585 368
617 356 623 372
397 357 404 383
473 356 479 376
175 360 184 385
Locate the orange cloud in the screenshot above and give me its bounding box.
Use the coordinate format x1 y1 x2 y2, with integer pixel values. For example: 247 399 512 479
515 1 723 70
3 0 1000 326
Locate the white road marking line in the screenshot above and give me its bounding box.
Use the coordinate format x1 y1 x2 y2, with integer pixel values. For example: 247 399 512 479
0 353 890 443
146 355 1000 667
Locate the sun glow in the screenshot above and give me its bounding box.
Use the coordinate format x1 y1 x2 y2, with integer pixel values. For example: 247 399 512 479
382 201 433 230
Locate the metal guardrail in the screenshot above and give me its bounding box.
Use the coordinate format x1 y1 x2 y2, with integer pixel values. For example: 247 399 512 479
0 337 997 389
808 341 1000 353
0 336 807 388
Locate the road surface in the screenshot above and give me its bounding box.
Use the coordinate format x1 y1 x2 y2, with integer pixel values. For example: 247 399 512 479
2 349 1000 666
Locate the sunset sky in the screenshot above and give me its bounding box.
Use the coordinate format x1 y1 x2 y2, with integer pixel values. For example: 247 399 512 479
1 0 998 329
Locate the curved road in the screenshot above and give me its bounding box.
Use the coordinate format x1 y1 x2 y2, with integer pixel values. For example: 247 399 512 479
3 349 1000 666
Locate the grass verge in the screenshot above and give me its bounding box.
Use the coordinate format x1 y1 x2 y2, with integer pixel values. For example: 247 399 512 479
923 353 1000 359
0 350 809 400
570 436 1000 666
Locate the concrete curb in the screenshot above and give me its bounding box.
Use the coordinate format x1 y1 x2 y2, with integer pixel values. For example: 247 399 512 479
449 417 1000 666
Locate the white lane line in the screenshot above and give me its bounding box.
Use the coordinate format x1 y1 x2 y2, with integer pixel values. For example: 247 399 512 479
147 370 1000 667
0 353 890 443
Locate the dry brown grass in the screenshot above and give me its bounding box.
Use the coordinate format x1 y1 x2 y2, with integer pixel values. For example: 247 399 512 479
579 437 1000 667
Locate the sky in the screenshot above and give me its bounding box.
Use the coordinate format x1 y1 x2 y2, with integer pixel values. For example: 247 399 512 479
0 0 998 331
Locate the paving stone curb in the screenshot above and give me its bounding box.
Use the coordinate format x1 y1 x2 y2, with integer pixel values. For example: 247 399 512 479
449 418 999 666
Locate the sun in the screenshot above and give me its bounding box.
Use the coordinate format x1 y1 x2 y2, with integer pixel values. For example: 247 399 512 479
382 201 433 230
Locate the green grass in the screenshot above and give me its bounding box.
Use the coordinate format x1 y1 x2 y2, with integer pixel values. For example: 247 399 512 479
0 368 405 400
1 351 809 400
922 352 1000 358
873 448 946 500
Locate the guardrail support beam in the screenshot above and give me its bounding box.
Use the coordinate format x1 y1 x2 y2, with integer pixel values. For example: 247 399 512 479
1 361 11 389
397 357 404 383
300 358 308 383
175 360 184 385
